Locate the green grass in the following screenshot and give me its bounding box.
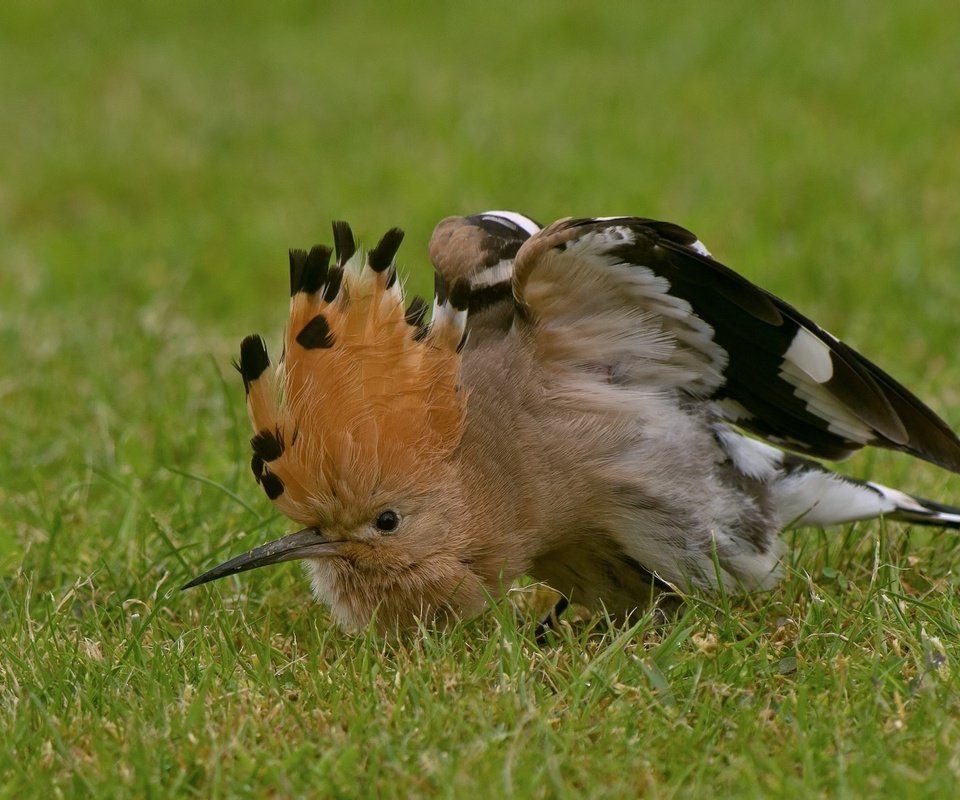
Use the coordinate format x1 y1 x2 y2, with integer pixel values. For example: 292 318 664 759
3 1 960 796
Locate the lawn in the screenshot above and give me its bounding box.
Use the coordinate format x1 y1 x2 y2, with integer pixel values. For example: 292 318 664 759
3 1 960 797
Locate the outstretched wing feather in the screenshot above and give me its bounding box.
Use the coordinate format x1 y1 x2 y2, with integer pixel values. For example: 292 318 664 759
510 217 960 472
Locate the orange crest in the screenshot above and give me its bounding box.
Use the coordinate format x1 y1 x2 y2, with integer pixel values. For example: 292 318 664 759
237 222 469 526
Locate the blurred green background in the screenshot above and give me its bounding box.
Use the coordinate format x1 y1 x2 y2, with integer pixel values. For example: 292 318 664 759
3 1 960 796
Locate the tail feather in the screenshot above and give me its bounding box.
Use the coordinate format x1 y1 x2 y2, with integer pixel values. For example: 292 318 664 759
771 466 960 531
715 425 960 530
867 483 960 528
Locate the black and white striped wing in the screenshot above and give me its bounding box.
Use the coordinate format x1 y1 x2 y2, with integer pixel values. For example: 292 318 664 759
511 216 960 472
429 211 541 338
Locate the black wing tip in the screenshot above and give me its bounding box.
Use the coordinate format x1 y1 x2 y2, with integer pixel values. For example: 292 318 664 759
368 227 405 272
906 436 960 475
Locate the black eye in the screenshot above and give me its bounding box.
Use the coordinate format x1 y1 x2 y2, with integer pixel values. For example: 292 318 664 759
375 510 401 533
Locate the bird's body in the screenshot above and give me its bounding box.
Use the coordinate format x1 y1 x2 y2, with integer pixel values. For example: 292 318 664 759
185 212 960 633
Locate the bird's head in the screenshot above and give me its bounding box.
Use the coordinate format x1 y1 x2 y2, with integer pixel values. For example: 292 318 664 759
183 223 488 632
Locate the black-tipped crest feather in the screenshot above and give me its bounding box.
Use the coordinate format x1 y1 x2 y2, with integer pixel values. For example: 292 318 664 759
323 266 345 303
260 471 284 500
251 427 285 462
238 335 270 391
369 227 405 272
296 313 335 349
332 220 356 266
250 453 264 482
288 249 308 296
404 296 428 327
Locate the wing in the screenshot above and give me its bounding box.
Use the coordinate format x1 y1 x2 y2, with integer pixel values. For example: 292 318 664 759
510 216 960 472
429 211 541 337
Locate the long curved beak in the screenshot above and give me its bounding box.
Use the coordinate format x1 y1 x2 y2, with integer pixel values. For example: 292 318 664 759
181 527 339 590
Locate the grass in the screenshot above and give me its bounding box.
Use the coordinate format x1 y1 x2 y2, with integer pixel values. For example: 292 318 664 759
3 0 960 796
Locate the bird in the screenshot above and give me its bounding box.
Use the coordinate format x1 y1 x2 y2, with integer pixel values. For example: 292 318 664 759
183 212 960 634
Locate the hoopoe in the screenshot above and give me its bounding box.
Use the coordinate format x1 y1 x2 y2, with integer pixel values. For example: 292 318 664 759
184 213 960 633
